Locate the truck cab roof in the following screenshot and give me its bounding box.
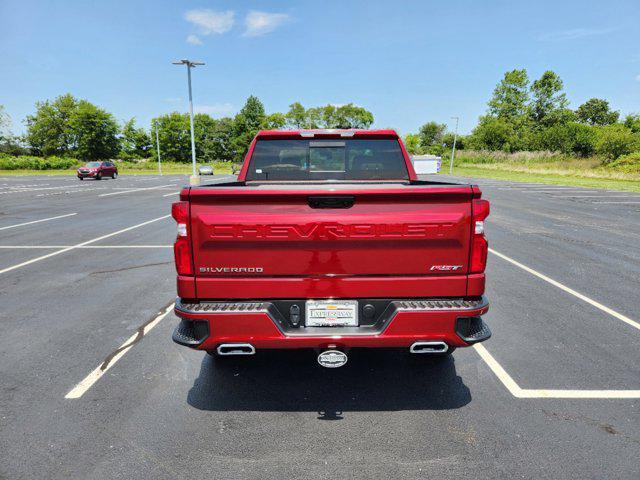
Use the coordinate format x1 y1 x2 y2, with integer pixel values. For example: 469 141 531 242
255 129 401 139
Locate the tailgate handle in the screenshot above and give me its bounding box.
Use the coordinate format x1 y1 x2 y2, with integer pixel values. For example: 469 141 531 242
308 196 355 209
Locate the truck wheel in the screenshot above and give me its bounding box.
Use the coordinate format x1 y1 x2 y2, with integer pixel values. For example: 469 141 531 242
112 172 118 179
96 172 102 180
79 177 83 181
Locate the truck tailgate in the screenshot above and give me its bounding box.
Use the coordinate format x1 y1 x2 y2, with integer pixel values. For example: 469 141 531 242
188 184 473 297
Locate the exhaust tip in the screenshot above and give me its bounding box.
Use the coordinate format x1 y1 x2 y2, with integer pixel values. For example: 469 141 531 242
409 341 449 354
216 343 256 356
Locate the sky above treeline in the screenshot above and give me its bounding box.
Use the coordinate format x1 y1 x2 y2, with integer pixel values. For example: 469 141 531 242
1 0 639 135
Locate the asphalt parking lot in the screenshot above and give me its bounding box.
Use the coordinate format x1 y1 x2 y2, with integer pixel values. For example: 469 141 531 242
0 173 638 479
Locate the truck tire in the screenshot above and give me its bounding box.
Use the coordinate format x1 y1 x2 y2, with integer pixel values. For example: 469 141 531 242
96 172 102 180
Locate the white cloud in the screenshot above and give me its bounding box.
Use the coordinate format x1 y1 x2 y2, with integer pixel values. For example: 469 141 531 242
244 11 291 37
185 9 235 35
635 74 640 82
538 27 615 41
186 34 203 45
195 103 235 117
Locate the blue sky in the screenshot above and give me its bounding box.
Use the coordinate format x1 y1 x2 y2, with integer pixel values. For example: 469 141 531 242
1 0 639 135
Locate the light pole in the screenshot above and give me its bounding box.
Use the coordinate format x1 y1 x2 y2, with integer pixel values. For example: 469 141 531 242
449 116 459 176
155 125 162 176
172 59 204 184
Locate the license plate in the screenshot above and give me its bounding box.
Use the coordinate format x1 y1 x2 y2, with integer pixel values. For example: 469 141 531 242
305 300 358 327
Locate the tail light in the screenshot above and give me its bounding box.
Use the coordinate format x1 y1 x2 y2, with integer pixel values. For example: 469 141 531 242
172 201 193 275
470 195 490 274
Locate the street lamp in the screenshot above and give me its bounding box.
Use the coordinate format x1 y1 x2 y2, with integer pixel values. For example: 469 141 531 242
172 59 204 183
449 116 459 176
155 125 162 176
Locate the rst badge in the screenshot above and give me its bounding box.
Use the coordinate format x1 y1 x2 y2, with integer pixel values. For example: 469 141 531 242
430 265 463 271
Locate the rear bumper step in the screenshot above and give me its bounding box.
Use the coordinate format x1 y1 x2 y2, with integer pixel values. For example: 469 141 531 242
172 296 490 350
175 296 488 314
455 316 492 344
172 319 209 347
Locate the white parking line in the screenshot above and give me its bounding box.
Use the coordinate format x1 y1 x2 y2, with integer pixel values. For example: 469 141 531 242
98 184 175 197
0 215 170 275
163 192 180 197
474 344 640 399
36 188 107 197
520 189 591 193
65 303 175 399
522 187 587 190
0 245 171 249
0 213 77 231
0 185 89 195
497 187 584 191
591 201 640 204
489 248 640 332
548 195 638 198
0 183 49 189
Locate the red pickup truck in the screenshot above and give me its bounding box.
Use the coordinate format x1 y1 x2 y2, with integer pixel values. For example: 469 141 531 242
171 129 490 368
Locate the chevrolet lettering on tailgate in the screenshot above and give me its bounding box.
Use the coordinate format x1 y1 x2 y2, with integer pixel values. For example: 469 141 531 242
208 222 457 240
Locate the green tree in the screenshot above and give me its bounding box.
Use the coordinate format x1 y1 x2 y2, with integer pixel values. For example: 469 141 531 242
442 132 465 150
468 117 516 151
623 114 640 133
488 69 530 120
403 133 422 154
595 124 638 161
304 106 323 129
566 122 597 157
543 108 576 126
193 113 219 163
25 93 78 156
207 117 235 162
0 105 9 141
152 112 191 162
69 100 120 160
418 122 446 149
285 102 307 129
193 114 237 163
284 102 374 130
262 112 286 130
538 122 596 156
530 71 568 125
152 113 236 163
120 118 152 159
0 106 28 156
331 104 374 129
576 98 620 126
231 96 266 162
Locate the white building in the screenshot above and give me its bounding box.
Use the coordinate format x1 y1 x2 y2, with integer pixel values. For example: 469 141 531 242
411 154 442 174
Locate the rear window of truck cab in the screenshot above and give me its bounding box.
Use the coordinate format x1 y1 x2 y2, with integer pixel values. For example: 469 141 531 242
246 138 409 181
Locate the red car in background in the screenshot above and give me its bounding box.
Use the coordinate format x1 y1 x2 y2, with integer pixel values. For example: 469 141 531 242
77 161 118 180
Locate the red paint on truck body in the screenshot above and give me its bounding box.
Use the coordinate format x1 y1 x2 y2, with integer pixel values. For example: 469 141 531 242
172 129 490 354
